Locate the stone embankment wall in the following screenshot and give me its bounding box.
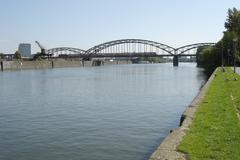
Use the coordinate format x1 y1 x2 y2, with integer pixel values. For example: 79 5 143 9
0 60 132 71
1 61 52 70
53 60 83 68
149 69 217 160
103 60 131 65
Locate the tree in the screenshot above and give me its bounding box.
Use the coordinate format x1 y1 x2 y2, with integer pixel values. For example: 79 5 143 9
197 8 240 75
225 8 240 33
223 8 240 65
14 51 22 60
139 57 163 63
32 52 44 60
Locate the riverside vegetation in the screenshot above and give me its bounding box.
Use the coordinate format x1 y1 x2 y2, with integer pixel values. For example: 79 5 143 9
197 8 240 75
178 68 240 159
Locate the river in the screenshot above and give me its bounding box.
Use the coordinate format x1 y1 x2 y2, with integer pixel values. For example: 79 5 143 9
0 63 206 160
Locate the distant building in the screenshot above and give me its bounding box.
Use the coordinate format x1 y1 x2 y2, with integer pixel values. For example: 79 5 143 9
18 43 31 57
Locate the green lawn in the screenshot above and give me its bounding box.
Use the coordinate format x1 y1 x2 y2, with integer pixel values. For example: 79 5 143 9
178 68 240 160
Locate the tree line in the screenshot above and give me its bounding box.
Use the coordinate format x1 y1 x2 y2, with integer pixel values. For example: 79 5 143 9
197 8 240 75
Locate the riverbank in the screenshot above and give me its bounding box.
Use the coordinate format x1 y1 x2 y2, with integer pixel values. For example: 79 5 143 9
0 59 132 71
149 67 240 160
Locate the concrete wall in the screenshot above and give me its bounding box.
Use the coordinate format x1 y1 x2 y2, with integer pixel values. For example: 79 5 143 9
0 60 132 71
103 60 131 66
2 61 52 70
83 61 93 67
103 61 118 66
53 60 83 68
117 60 131 65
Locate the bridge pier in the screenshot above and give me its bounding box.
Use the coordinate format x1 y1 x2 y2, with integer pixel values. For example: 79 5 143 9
173 55 179 66
1 61 3 71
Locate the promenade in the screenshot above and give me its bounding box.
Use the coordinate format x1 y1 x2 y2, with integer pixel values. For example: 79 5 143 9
236 67 240 74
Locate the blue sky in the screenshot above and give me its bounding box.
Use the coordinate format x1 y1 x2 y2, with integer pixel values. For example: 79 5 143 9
0 0 239 54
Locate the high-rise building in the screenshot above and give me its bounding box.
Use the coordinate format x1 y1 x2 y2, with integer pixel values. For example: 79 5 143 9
18 43 31 57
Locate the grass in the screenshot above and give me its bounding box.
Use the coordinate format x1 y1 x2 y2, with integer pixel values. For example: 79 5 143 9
178 67 240 160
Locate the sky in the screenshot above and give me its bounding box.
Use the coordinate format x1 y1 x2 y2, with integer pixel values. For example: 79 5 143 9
0 0 239 54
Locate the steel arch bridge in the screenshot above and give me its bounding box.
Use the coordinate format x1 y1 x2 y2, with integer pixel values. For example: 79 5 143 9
45 39 215 66
85 39 215 65
86 39 215 55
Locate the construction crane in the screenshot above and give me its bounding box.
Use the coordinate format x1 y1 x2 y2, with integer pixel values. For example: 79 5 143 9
35 41 46 55
35 41 53 59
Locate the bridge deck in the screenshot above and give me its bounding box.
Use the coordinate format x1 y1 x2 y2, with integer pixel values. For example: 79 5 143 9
61 52 196 58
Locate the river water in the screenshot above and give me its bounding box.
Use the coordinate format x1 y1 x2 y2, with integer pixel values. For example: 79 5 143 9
0 63 206 160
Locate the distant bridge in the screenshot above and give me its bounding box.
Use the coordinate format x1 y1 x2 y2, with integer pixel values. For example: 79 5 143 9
45 39 215 66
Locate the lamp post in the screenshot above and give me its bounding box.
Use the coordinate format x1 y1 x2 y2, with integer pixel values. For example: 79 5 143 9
233 37 238 73
227 49 230 66
221 40 224 70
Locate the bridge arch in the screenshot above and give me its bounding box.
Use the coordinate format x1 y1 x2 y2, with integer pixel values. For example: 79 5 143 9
171 43 215 66
175 43 215 55
85 39 176 57
46 47 86 57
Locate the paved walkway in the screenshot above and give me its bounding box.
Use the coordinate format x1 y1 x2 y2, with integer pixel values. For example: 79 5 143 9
232 67 240 74
236 67 240 75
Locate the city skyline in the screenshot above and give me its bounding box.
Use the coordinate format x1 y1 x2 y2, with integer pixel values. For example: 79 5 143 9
0 0 239 54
